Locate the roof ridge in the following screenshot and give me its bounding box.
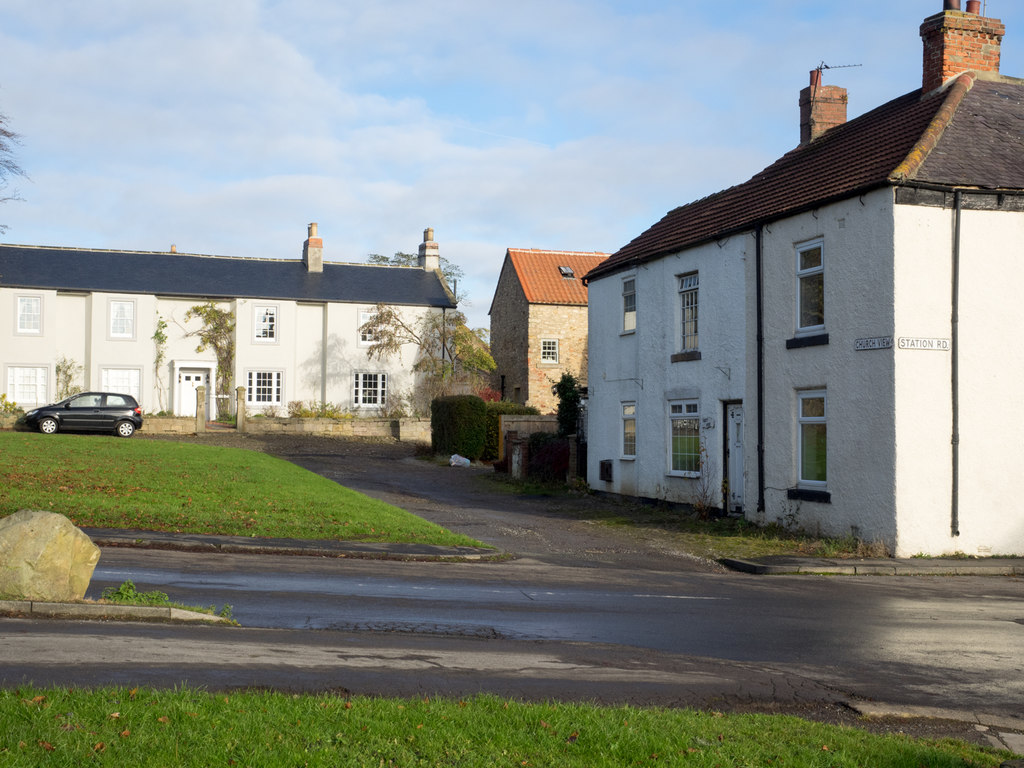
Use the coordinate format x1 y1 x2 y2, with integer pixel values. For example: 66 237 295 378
890 72 976 183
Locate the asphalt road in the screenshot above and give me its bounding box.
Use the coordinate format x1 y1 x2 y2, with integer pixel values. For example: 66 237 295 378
4 433 1024 749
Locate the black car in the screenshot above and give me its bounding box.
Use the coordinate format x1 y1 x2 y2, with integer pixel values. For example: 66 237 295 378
22 392 144 438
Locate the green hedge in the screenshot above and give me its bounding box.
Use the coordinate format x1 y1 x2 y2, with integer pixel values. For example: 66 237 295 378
431 395 487 459
482 401 540 461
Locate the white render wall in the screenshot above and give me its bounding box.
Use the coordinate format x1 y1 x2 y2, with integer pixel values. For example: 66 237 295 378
1 288 434 417
751 189 899 547
587 238 746 506
893 202 1024 557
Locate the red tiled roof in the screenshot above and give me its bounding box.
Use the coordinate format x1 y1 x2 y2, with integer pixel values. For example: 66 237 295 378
506 248 608 305
587 73 1024 282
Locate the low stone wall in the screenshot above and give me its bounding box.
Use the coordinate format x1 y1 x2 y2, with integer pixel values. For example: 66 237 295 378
143 415 431 442
142 417 195 434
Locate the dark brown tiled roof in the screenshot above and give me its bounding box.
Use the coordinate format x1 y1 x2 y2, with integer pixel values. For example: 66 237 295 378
587 73 1024 282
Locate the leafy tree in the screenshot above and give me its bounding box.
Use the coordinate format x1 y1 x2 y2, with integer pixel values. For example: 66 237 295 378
0 109 27 233
367 251 466 302
360 304 495 413
185 302 235 418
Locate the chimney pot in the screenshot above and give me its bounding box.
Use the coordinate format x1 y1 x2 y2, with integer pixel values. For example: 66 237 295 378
944 0 960 10
799 69 847 144
417 227 440 272
303 222 323 273
966 0 980 13
170 244 177 253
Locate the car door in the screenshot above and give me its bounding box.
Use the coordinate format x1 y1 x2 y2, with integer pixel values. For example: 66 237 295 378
62 393 105 430
99 393 133 431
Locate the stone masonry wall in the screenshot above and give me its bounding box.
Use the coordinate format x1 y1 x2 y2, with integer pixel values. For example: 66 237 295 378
526 303 589 413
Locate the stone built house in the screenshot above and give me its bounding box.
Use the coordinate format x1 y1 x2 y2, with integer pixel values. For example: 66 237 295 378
489 248 607 413
0 225 455 417
584 2 1024 557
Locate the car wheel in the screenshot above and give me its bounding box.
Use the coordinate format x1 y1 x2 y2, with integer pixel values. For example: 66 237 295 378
115 420 136 438
39 417 59 434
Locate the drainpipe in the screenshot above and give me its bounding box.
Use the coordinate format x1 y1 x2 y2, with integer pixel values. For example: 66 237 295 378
951 191 962 538
755 224 766 514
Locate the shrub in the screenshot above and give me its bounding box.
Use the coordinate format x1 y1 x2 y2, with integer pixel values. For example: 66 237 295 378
431 395 487 459
527 432 569 483
482 401 540 461
553 372 582 437
287 400 347 419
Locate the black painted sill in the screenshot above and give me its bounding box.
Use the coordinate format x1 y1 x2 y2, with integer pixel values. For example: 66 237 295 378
786 333 829 349
670 350 702 363
787 487 832 503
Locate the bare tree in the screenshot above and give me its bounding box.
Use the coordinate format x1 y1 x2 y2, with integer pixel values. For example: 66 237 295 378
0 109 26 233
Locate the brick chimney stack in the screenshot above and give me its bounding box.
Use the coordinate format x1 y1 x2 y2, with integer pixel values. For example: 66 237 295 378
799 69 848 144
417 227 440 272
303 222 323 273
920 1 1004 94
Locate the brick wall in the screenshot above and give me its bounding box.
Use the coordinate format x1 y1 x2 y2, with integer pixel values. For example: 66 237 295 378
921 10 1004 92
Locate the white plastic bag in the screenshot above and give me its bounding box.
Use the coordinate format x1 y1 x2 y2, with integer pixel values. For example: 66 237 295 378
449 454 471 467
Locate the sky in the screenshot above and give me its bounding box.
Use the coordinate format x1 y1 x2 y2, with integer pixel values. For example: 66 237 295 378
1 0 1022 330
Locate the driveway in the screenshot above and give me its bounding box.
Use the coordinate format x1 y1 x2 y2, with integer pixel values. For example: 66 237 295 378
140 431 724 572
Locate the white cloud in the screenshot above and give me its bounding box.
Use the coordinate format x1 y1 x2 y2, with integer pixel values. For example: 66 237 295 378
2 0 1023 329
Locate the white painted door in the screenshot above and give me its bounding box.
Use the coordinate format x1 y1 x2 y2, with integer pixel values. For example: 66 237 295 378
178 370 207 417
726 404 744 512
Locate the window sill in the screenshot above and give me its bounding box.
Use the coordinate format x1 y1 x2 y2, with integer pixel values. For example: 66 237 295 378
667 471 701 479
670 351 702 363
620 330 636 337
787 487 831 503
786 333 829 349
620 456 636 462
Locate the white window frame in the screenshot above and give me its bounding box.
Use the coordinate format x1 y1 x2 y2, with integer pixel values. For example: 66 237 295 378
622 278 636 333
246 370 283 406
109 299 137 340
353 371 388 407
540 338 559 364
100 367 142 400
797 389 827 488
621 402 637 459
358 308 377 346
6 365 48 406
678 272 699 352
254 304 278 343
668 399 701 477
16 295 42 335
796 240 825 334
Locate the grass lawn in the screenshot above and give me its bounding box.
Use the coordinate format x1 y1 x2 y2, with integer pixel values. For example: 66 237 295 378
0 688 1010 767
0 433 484 549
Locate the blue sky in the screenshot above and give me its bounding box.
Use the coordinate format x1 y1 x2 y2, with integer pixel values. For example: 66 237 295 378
2 0 1022 329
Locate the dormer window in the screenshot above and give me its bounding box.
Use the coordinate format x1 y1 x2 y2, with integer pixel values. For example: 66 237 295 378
558 266 575 279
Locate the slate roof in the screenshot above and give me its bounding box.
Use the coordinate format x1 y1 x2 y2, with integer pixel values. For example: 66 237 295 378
0 244 457 308
503 248 608 306
587 72 1024 282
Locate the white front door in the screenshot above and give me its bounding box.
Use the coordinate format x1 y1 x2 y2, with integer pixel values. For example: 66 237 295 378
726 403 744 513
177 370 207 417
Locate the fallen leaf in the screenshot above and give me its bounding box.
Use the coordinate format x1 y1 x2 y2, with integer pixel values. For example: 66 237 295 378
38 741 55 751
109 712 120 719
94 742 106 753
129 688 139 700
566 731 579 743
120 729 130 738
158 716 170 723
344 702 353 710
822 745 830 751
540 721 550 729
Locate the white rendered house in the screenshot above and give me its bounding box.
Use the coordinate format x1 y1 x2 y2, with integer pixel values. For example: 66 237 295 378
1 225 455 417
585 3 1024 556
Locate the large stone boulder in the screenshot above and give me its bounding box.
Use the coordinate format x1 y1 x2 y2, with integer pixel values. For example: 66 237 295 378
0 510 101 601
